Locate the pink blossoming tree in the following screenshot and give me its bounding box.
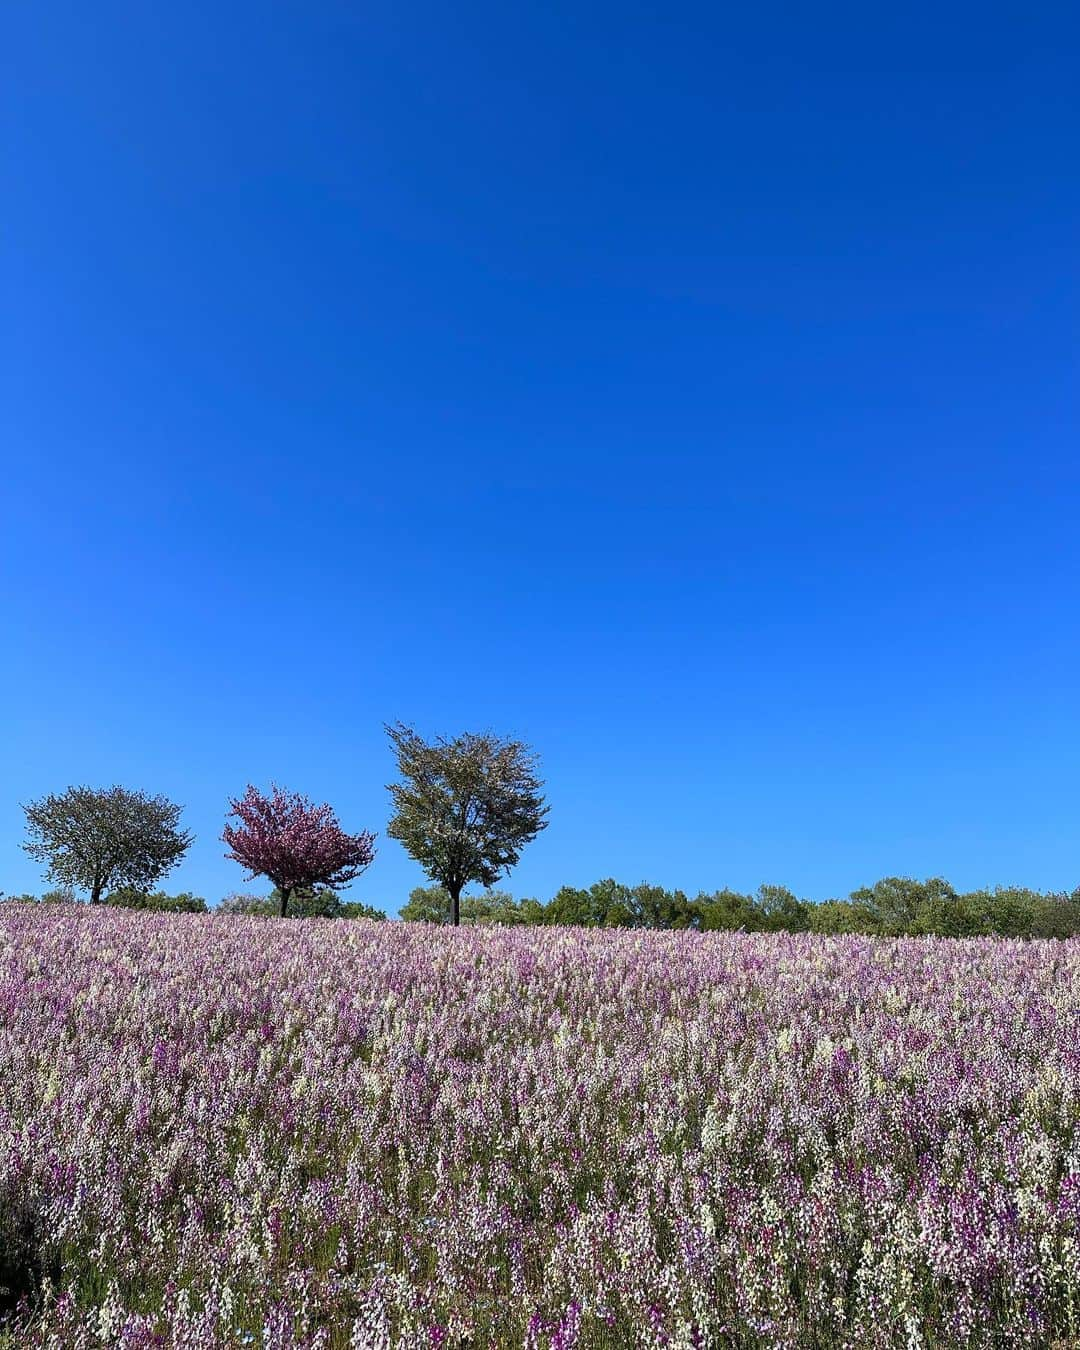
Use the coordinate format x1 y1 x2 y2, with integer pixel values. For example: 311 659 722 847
222 785 376 917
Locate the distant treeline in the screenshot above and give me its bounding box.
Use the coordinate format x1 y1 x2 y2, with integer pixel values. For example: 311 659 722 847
398 877 1080 939
8 876 1080 939
1 886 384 921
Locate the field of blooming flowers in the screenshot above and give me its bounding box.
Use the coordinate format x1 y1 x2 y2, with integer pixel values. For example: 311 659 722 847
1 906 1079 1349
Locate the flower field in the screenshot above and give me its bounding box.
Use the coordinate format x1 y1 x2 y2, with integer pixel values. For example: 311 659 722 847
1 907 1079 1348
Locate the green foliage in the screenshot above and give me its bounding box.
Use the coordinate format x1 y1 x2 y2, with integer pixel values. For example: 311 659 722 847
694 888 761 931
460 890 536 925
105 888 208 913
270 885 342 918
849 876 956 935
0 890 78 906
628 883 698 930
516 897 547 925
337 900 387 921
542 885 597 927
400 886 539 925
217 893 276 917
22 785 192 904
12 838 1077 942
1031 888 1080 939
544 880 634 927
386 723 548 924
399 885 452 923
807 899 880 934
219 888 385 920
756 884 810 932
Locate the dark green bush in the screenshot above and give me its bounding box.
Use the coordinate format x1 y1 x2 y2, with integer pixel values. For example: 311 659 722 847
219 888 386 920
105 888 207 913
17 870 1075 940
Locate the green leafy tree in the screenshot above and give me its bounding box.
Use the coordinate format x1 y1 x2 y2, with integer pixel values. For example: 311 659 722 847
159 892 207 913
960 886 1040 939
338 900 386 921
40 889 76 905
22 786 193 905
693 888 762 931
756 884 810 932
460 890 531 925
386 723 549 926
265 885 385 919
217 892 276 917
517 897 547 925
585 878 635 926
399 885 452 923
543 880 635 928
542 885 594 927
269 884 342 917
399 886 536 925
1029 889 1080 939
849 876 956 935
628 883 698 930
807 898 880 934
911 890 987 937
106 888 207 913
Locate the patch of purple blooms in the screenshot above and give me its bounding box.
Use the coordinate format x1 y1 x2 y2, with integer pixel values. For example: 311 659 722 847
0 905 1078 1347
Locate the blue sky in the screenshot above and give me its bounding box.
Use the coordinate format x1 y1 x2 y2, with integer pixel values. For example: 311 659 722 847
3 0 1078 911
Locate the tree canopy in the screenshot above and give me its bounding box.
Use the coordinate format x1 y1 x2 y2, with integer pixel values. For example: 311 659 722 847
385 723 548 925
21 785 192 904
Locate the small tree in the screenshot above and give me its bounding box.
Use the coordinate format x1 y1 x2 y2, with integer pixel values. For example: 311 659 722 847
222 784 376 917
849 876 956 936
22 785 192 905
385 723 548 926
338 899 386 921
105 887 208 913
460 890 529 925
399 884 452 923
217 892 276 917
756 884 810 932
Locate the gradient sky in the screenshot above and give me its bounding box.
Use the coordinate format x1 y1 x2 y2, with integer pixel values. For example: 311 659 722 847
4 0 1079 912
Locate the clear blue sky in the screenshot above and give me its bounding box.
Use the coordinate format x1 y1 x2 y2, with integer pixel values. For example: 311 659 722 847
3 0 1078 911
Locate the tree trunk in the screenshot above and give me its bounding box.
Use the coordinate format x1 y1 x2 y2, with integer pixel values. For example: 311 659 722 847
449 884 461 927
279 887 291 918
90 879 103 905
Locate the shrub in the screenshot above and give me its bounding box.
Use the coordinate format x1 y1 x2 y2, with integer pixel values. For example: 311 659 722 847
807 899 881 935
337 900 387 921
40 889 77 905
460 891 531 925
105 888 207 913
694 888 762 931
217 893 276 917
219 890 385 920
399 886 452 923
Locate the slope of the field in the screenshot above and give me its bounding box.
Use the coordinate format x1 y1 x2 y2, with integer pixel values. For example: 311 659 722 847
1 906 1078 1348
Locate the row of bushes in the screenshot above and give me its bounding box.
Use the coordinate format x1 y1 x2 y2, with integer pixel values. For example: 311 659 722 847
7 876 1080 938
1 887 383 920
400 877 1080 939
3 888 211 913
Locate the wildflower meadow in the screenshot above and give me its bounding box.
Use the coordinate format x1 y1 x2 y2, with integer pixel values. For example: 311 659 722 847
1 904 1079 1348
